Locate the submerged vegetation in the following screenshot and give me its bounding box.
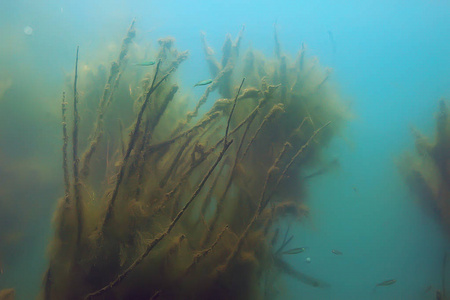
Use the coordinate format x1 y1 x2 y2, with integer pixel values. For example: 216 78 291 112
38 20 349 300
400 99 450 235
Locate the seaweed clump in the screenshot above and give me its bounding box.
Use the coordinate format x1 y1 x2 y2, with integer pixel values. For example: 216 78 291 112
42 22 349 300
399 98 450 233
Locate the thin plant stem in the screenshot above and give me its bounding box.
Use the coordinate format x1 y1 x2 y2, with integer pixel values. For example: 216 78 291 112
99 60 173 233
222 121 330 270
80 20 136 178
61 92 70 205
84 78 246 300
72 46 83 247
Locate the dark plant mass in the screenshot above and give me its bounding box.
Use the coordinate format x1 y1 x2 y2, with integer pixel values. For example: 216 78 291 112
38 21 348 300
400 99 450 234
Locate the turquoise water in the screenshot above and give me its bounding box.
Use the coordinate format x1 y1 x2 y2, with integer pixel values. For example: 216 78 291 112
0 1 449 299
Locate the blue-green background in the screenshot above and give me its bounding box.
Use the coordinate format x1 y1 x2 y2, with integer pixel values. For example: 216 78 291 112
0 1 449 299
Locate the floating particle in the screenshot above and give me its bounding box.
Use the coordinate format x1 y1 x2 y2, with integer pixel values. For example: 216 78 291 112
24 26 33 35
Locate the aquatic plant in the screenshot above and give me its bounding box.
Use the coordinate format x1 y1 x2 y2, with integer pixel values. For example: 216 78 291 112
42 21 348 300
400 99 450 234
0 288 15 300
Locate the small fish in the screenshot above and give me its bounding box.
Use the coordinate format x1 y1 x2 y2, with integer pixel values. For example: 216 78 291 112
194 79 213 87
376 279 397 287
281 247 307 255
352 186 358 192
331 249 343 255
134 61 156 66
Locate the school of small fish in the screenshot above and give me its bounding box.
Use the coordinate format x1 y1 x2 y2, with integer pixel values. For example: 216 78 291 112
275 244 405 293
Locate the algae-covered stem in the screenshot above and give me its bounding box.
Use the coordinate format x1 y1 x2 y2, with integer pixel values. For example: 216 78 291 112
221 121 331 271
149 290 161 300
118 119 125 156
220 142 291 270
225 78 245 145
148 86 258 157
80 19 135 179
199 156 229 220
99 60 176 234
84 78 246 300
202 116 253 246
200 31 221 77
443 252 447 298
100 60 160 231
151 88 261 198
182 26 244 127
210 84 279 151
273 257 325 287
61 92 70 204
204 80 257 245
241 103 284 160
274 121 332 190
185 225 229 275
72 46 83 247
44 92 73 299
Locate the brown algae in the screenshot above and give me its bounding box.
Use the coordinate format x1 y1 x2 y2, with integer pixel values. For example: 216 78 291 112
42 21 349 300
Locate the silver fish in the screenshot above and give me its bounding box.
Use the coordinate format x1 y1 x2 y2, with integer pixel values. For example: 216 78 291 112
376 279 397 287
331 249 343 255
194 79 213 87
281 247 307 255
134 61 156 66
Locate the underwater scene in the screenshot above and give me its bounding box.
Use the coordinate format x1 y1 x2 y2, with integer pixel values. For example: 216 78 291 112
0 0 449 299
